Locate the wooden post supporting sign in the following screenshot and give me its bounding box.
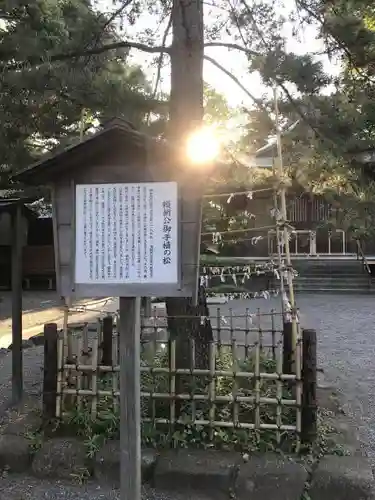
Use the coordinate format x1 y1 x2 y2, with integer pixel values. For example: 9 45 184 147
119 297 141 499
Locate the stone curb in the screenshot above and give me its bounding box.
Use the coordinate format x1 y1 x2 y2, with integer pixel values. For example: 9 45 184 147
0 434 373 499
153 450 308 500
153 451 375 500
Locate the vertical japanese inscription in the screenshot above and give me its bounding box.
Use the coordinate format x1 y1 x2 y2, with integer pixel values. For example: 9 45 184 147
100 187 106 280
106 188 112 279
83 187 88 259
124 186 130 279
162 200 172 265
143 185 148 280
136 186 141 280
149 188 154 279
112 187 118 280
88 187 93 280
118 186 124 280
131 186 136 272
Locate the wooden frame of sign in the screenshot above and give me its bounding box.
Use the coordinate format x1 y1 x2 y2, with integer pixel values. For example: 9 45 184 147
14 117 207 500
15 118 203 301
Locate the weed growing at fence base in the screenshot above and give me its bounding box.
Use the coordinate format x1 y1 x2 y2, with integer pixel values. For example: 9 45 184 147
61 345 297 456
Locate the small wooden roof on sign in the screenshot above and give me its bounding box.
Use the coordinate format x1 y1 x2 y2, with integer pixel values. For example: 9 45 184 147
13 118 171 185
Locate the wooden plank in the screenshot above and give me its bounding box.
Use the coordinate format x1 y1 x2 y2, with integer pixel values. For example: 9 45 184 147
57 225 72 266
70 179 76 293
11 202 23 403
59 267 72 298
54 182 72 225
119 297 141 500
73 282 193 298
51 185 61 293
301 329 317 444
101 315 113 367
43 323 58 422
282 322 293 375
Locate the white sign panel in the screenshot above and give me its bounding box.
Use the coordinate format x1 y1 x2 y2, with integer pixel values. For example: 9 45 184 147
75 182 178 285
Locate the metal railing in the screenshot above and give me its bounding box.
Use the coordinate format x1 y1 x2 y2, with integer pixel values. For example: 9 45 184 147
356 239 371 275
268 229 347 256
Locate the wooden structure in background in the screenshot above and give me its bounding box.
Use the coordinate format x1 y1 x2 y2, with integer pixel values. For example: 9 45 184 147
0 198 35 402
0 200 33 290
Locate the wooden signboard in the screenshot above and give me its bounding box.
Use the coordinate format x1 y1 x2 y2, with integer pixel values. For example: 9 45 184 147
15 118 203 301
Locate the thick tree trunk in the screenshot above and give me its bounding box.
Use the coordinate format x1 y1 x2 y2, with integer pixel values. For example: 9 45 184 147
166 285 213 417
166 0 213 413
169 0 204 140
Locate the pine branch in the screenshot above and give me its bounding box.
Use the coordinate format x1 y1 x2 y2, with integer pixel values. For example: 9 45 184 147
205 42 260 56
146 12 173 126
1 40 171 72
1 37 264 74
203 54 268 111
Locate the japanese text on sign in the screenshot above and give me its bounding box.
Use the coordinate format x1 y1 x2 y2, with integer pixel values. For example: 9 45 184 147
75 182 178 284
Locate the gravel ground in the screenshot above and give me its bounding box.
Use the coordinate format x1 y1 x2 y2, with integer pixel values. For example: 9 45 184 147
209 294 375 465
0 345 43 416
0 477 214 500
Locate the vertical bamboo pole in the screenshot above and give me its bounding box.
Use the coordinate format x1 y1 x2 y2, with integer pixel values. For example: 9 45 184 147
208 340 216 441
112 327 119 414
271 309 276 360
275 339 283 445
272 190 285 317
169 336 176 442
254 337 261 439
257 308 263 351
62 305 69 409
231 333 239 428
189 337 196 423
274 87 298 365
76 337 83 411
91 331 99 419
82 323 89 390
56 335 64 418
216 307 222 354
244 307 250 359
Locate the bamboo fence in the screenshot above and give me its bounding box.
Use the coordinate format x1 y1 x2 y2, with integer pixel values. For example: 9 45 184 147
54 307 303 449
